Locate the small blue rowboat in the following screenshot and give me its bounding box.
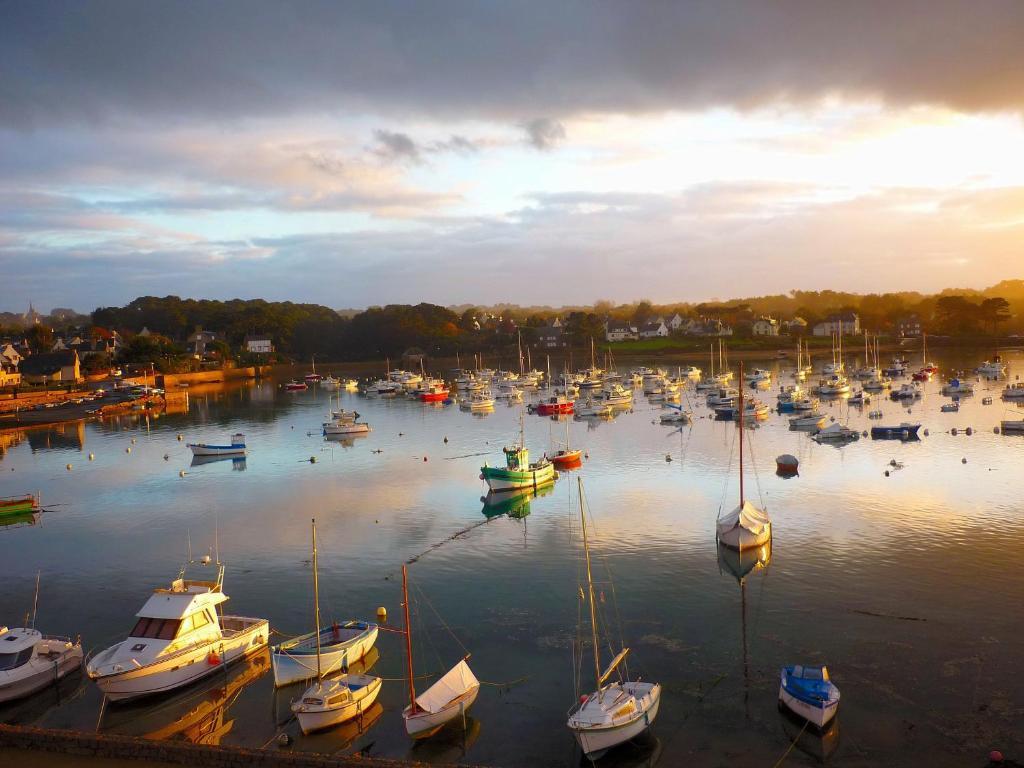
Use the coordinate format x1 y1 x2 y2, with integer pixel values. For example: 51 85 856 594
187 433 246 456
779 665 840 728
870 423 921 440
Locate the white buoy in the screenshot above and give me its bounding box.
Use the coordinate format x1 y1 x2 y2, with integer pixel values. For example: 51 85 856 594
125 447 131 453
88 453 94 460
177 434 182 441
66 463 72 471
179 470 186 477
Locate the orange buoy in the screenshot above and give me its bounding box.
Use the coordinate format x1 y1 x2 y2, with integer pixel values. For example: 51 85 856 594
207 651 221 665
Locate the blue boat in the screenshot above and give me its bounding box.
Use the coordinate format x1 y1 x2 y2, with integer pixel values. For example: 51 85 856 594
870 423 921 440
779 665 840 728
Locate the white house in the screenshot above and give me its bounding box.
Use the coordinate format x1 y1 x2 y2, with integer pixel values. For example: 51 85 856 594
244 333 274 354
639 321 669 339
783 317 808 333
0 344 23 367
812 312 860 337
752 317 780 336
667 313 689 331
605 320 637 342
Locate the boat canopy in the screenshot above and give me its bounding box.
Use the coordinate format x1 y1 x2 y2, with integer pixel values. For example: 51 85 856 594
0 627 41 655
414 659 478 714
719 500 770 537
139 581 228 619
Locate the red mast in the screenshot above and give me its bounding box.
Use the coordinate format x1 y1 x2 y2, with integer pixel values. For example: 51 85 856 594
738 361 745 508
402 564 417 713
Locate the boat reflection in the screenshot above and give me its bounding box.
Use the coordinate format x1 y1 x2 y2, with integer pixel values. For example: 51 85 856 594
481 484 555 520
190 454 247 471
779 705 841 762
579 729 662 767
0 510 41 531
324 432 369 449
0 664 82 725
407 714 481 762
99 646 269 744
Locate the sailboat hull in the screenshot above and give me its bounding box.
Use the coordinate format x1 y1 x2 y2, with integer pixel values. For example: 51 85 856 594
402 684 480 739
293 674 382 735
716 522 772 551
271 622 378 688
569 682 661 759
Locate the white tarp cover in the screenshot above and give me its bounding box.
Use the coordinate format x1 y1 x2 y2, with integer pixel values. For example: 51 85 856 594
415 660 479 713
718 500 770 536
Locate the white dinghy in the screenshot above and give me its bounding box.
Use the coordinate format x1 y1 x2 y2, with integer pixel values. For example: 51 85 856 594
400 565 480 739
716 362 772 551
187 433 246 457
290 520 382 735
567 477 660 759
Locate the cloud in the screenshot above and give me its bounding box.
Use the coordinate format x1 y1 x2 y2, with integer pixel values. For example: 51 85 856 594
3 2 1023 129
372 130 421 164
522 118 566 150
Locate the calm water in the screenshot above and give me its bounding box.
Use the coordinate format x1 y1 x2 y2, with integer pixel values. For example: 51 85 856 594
2 350 1023 767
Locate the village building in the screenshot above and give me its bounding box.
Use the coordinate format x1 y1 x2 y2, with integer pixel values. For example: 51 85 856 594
812 312 861 337
639 321 670 339
244 333 274 354
752 317 780 336
605 319 638 342
19 350 81 384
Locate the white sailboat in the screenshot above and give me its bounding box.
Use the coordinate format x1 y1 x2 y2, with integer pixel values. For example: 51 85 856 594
567 477 661 759
400 565 480 739
291 520 382 735
716 363 772 551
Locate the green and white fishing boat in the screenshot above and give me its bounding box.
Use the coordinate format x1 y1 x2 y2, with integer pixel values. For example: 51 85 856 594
0 493 40 519
479 418 556 493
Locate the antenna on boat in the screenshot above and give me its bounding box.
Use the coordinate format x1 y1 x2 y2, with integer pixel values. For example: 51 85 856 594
578 478 603 703
27 570 41 629
738 361 745 508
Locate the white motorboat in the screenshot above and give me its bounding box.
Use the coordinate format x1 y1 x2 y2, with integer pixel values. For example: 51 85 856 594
817 375 851 396
86 563 269 702
681 365 702 378
660 404 692 423
594 383 633 406
463 392 496 410
882 358 907 377
575 399 612 418
290 520 382 735
344 379 359 391
792 396 819 411
707 387 738 407
1002 383 1024 400
323 407 370 435
320 376 341 391
187 433 246 457
567 478 660 759
848 390 871 405
892 382 922 400
977 360 1006 376
779 665 840 729
0 627 82 704
862 374 892 392
400 566 480 739
717 363 772 551
744 368 772 383
790 413 826 429
813 422 860 442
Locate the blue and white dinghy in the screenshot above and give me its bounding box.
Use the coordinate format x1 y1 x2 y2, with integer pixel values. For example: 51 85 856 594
779 664 840 728
187 433 246 457
272 619 378 688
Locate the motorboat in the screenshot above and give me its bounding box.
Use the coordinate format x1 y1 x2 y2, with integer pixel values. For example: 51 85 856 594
574 399 612 418
494 383 523 401
848 390 871 406
284 380 308 391
792 396 819 411
659 406 692 424
534 394 574 415
1002 383 1024 400
567 478 660 759
323 412 370 436
817 375 851 396
977 360 1006 376
86 564 269 702
320 376 340 391
862 374 892 392
891 382 922 400
1000 419 1024 433
681 366 702 378
744 368 772 383
344 379 359 391
716 400 770 421
940 402 959 413
289 521 382 735
594 383 633 406
462 392 496 410
187 434 246 457
779 665 840 729
882 358 907 377
812 423 860 443
941 379 974 396
790 413 826 429
0 627 82 704
707 387 738 408
870 422 921 439
419 382 450 402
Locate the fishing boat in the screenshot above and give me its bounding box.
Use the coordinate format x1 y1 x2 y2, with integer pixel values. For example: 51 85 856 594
551 416 583 468
812 422 860 443
941 378 974 396
463 392 496 410
534 394 574 415
870 422 922 439
284 380 308 391
400 565 480 739
567 478 660 759
480 420 556 492
419 382 450 402
187 434 246 457
86 560 268 702
1002 383 1024 400
716 364 772 551
776 385 805 412
0 493 40 518
716 400 770 421
289 520 382 734
792 396 820 411
779 665 840 729
593 383 633 406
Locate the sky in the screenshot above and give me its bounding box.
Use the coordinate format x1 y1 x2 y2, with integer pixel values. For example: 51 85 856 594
3 1 1024 313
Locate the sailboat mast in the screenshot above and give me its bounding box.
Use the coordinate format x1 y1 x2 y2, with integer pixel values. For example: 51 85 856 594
738 362 745 507
312 519 322 682
710 343 714 378
402 564 417 711
578 478 603 698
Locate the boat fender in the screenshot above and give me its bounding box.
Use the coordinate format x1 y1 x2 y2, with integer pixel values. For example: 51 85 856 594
277 733 291 747
207 651 220 665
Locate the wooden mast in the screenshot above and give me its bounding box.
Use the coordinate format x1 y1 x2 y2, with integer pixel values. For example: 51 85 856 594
738 362 745 508
312 519 322 683
402 564 417 713
578 477 603 701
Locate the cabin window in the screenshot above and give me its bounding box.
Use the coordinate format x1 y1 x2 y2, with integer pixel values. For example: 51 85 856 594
0 647 33 670
130 617 182 640
176 610 210 637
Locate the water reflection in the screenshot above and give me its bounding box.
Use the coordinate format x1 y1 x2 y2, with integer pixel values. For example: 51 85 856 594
779 706 841 763
481 484 555 520
190 454 247 471
718 541 771 722
99 647 269 744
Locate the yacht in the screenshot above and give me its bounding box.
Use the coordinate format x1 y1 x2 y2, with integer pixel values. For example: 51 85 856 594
977 359 1006 376
87 564 269 702
0 627 82 704
817 374 851 396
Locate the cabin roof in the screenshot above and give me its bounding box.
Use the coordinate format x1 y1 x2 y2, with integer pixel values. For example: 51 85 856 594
137 579 227 619
0 627 41 654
